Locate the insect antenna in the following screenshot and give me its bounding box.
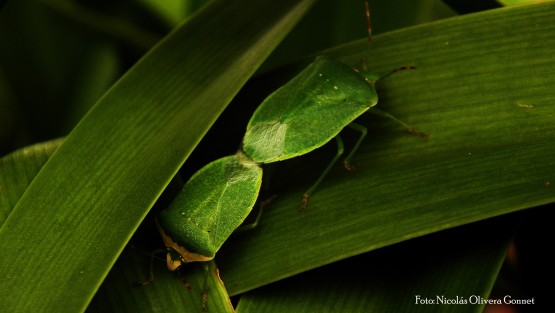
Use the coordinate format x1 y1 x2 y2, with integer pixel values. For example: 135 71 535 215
365 1 372 43
379 66 416 81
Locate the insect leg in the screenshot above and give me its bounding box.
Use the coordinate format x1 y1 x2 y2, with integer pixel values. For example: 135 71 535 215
343 122 368 171
133 248 167 286
301 135 345 210
234 195 277 233
367 107 427 138
201 263 209 312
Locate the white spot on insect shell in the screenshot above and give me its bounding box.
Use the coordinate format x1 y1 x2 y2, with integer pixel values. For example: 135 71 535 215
333 86 338 90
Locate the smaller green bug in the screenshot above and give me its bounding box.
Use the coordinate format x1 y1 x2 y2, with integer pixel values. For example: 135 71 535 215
157 152 262 267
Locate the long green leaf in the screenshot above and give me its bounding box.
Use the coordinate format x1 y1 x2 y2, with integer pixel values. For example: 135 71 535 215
497 0 554 6
215 2 555 295
89 254 234 313
0 0 316 311
0 139 63 223
235 215 516 313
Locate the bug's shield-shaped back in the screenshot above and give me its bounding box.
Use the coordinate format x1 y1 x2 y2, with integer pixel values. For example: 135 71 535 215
157 154 262 264
243 56 379 164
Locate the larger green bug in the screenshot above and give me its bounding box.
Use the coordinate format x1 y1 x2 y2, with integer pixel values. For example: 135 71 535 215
156 55 418 270
242 56 378 163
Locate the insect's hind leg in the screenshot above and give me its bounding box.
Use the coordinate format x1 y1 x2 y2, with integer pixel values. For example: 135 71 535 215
301 135 345 210
234 195 277 233
343 122 367 171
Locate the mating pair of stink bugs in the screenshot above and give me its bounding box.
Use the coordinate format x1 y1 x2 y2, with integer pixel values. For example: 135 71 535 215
148 5 426 292
155 54 423 272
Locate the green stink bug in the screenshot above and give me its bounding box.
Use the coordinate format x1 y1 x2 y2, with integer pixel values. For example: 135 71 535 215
157 152 262 268
242 56 379 163
156 55 420 270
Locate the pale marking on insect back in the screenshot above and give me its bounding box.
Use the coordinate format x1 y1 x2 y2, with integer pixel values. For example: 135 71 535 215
236 149 258 168
245 120 288 160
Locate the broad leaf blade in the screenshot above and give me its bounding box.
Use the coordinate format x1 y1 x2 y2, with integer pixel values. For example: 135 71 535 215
235 215 516 313
497 0 553 6
89 254 234 313
217 2 555 295
1 141 233 312
0 0 316 311
0 139 63 223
